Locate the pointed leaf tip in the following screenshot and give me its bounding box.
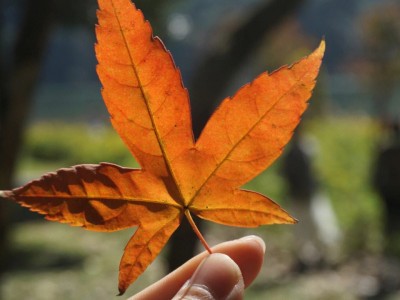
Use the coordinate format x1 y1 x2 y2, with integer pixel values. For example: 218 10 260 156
317 39 326 56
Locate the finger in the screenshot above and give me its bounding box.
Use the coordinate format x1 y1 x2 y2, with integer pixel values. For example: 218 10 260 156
129 235 265 300
172 253 244 300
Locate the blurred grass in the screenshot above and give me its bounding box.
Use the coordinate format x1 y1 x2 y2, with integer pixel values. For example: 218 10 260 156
2 115 387 299
16 122 138 181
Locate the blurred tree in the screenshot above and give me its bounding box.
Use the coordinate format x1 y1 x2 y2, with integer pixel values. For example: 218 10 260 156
189 0 305 137
373 121 400 258
281 131 320 269
362 3 400 258
167 0 306 272
0 0 56 273
360 3 400 119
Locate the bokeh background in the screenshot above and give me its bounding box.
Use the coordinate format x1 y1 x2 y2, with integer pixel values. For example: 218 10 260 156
1 0 400 299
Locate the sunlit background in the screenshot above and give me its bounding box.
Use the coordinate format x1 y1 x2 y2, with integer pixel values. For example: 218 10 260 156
1 0 400 299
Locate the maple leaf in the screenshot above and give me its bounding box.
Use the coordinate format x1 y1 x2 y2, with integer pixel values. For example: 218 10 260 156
0 0 325 295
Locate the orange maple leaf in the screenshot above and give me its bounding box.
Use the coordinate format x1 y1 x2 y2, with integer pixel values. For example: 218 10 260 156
0 0 325 294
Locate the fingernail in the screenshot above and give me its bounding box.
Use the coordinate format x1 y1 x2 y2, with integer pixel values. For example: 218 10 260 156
239 235 266 254
174 253 243 300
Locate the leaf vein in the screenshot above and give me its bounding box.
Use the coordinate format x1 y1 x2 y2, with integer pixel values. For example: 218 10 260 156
110 0 185 205
189 71 311 206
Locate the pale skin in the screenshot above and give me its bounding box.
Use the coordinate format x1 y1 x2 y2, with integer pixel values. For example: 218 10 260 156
129 235 266 300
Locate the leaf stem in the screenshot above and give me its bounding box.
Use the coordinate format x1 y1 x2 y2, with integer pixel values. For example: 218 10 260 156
184 209 212 254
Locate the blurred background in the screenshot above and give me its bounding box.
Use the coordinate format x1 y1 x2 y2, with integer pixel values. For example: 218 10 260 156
1 0 400 299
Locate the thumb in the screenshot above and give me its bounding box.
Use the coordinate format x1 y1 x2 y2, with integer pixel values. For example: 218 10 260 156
172 253 244 300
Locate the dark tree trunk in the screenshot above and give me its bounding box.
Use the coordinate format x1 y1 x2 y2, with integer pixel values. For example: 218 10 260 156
190 0 305 137
167 0 305 272
0 0 55 272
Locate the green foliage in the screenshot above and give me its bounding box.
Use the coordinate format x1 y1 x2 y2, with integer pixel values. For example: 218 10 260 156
21 122 137 169
246 116 384 255
306 116 384 253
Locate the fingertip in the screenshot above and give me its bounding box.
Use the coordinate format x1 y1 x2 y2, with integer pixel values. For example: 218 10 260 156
218 235 265 288
173 253 244 300
238 235 266 254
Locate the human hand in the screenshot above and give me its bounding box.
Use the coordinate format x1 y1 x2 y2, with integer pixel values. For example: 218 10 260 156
129 235 265 300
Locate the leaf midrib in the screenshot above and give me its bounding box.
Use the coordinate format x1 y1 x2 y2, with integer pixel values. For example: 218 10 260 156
110 0 186 206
